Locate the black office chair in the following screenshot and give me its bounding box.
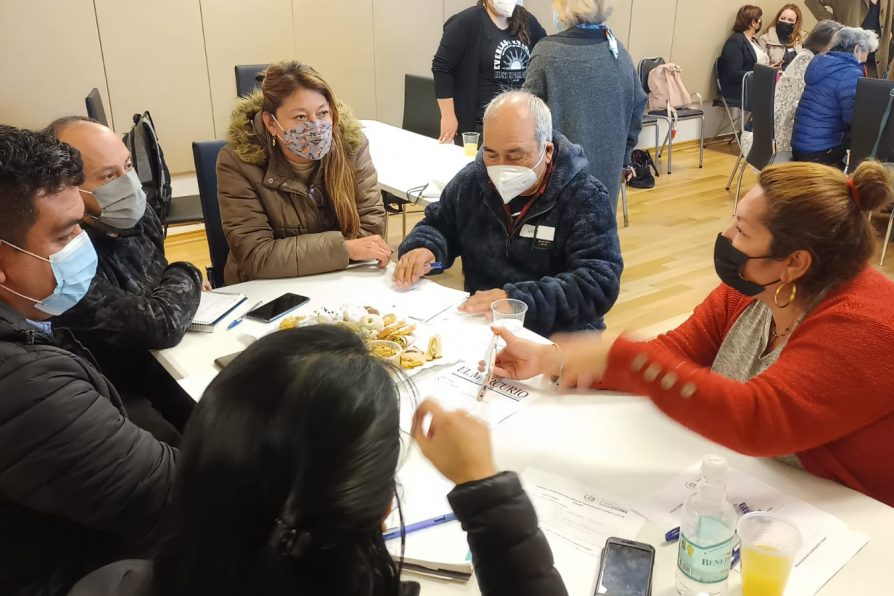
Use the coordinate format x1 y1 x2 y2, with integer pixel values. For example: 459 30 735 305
639 57 704 174
848 78 894 171
235 64 268 97
192 140 229 289
712 58 743 150
731 64 779 212
726 71 754 192
402 75 440 139
85 88 109 127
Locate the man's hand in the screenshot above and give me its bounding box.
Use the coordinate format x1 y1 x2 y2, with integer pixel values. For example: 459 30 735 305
458 289 509 317
393 248 436 288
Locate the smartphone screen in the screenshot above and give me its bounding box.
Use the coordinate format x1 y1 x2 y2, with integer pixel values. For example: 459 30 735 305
595 539 655 596
245 293 309 323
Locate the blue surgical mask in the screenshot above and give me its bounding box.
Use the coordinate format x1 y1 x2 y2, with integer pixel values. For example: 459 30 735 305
0 231 98 316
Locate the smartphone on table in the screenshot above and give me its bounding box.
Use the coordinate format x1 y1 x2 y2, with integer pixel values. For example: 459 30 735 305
244 293 309 323
594 537 655 596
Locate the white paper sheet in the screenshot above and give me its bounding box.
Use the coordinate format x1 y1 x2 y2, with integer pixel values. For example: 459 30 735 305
641 462 870 596
384 279 468 322
522 469 647 596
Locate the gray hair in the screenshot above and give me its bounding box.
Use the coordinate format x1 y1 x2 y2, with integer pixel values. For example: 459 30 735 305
553 0 613 28
483 90 553 147
803 20 843 54
833 26 880 54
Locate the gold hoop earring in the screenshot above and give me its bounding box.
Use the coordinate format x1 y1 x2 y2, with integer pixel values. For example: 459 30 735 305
774 282 797 308
272 136 277 147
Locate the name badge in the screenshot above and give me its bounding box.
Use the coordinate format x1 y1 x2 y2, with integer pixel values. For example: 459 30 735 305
535 226 556 241
519 224 537 238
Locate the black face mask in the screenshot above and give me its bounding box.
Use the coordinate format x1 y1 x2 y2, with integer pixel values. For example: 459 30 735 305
713 234 779 296
776 22 795 44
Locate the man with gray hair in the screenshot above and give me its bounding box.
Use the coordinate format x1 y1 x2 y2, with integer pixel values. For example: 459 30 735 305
395 90 622 336
792 26 880 167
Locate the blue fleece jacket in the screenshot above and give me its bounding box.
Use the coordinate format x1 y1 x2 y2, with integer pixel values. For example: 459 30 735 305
791 52 864 153
398 132 622 336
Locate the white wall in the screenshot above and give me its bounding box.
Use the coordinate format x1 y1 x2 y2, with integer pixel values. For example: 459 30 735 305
0 0 818 173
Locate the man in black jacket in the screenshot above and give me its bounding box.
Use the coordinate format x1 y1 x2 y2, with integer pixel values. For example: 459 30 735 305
0 125 176 596
395 90 622 337
45 117 203 442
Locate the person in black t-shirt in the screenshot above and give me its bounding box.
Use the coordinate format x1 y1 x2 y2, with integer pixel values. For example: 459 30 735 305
432 0 546 143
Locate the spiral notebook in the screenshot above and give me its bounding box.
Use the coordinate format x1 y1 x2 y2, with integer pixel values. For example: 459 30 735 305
188 292 246 333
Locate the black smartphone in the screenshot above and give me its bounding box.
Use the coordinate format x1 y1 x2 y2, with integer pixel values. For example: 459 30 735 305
244 293 309 323
594 537 655 596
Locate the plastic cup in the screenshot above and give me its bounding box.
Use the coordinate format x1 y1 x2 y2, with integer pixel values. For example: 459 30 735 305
462 132 480 157
491 299 527 348
737 512 802 596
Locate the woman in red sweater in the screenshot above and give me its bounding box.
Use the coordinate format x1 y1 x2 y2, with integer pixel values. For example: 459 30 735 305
494 160 894 506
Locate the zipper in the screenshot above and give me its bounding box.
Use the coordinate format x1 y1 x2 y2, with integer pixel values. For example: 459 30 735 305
24 329 36 345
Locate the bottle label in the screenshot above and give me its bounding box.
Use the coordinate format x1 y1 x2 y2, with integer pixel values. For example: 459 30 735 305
677 519 734 584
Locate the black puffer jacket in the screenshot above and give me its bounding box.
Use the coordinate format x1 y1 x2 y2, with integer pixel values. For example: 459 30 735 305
68 472 566 596
51 204 202 377
0 303 177 596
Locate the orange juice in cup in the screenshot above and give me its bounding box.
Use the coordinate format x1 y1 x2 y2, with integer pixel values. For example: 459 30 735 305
462 132 479 157
737 512 802 596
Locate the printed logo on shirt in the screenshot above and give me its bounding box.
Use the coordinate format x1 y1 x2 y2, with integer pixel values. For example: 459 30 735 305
493 39 530 85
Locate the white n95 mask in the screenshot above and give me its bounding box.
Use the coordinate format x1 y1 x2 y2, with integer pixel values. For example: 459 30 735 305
486 150 545 204
491 0 521 18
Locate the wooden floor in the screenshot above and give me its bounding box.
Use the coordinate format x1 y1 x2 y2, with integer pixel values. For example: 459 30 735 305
165 142 894 333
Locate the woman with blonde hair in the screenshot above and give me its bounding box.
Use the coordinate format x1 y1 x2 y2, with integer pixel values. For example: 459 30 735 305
492 160 894 507
758 3 805 68
217 60 390 284
523 0 646 210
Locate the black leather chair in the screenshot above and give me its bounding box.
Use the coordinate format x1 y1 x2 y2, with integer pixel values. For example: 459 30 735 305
402 75 440 139
235 64 268 97
192 140 229 288
726 71 754 191
639 57 704 174
85 88 109 127
848 78 894 170
731 64 779 211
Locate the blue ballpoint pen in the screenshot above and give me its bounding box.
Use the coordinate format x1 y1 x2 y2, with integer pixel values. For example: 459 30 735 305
382 512 457 541
227 300 263 330
425 262 444 275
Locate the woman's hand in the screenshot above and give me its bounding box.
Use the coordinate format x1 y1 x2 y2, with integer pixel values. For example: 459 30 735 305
439 112 459 144
345 235 393 268
412 399 497 485
491 327 562 380
551 331 620 390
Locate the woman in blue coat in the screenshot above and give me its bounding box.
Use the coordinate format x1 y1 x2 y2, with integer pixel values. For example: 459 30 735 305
791 26 879 168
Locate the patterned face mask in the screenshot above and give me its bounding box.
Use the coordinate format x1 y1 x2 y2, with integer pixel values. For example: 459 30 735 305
272 115 333 160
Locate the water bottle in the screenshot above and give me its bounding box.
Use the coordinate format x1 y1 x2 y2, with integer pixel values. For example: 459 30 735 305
675 454 738 596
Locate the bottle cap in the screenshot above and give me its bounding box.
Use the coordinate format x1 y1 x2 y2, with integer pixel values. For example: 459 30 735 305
701 454 728 482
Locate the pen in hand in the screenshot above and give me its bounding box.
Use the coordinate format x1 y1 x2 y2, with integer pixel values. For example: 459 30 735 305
227 300 263 331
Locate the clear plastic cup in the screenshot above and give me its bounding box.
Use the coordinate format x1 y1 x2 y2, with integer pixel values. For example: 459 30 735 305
737 512 802 596
462 132 480 157
491 298 527 335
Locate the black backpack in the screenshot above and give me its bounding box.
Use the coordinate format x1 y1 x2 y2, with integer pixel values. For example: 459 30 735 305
122 111 172 223
628 149 659 190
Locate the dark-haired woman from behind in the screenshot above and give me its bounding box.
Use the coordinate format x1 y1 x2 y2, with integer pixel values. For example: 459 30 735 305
432 0 547 143
492 161 894 507
218 60 391 285
69 325 568 596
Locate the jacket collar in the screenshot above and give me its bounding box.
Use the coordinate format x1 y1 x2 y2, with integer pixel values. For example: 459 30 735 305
0 302 52 345
739 32 758 61
472 131 589 229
